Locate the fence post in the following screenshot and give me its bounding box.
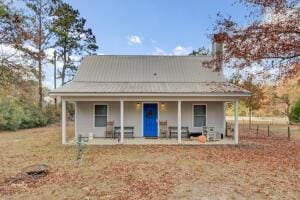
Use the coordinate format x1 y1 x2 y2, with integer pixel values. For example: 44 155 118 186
256 124 259 136
267 125 270 137
288 126 291 140
225 122 227 137
76 134 83 160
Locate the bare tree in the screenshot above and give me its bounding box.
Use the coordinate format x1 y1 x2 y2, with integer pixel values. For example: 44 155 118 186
14 0 58 109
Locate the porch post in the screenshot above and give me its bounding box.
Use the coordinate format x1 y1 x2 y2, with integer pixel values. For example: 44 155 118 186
62 99 66 144
74 102 77 139
178 100 182 144
234 99 239 144
120 100 124 144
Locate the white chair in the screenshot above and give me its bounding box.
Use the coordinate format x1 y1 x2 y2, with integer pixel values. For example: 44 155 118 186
203 126 216 141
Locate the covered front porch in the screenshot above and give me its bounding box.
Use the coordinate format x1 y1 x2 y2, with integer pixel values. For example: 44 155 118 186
66 137 235 145
61 96 240 145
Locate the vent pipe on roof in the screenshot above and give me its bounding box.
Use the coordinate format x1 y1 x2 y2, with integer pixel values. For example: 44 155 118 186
212 33 225 72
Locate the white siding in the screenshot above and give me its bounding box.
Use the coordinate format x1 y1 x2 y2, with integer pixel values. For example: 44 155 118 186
160 102 178 127
76 101 120 137
76 101 225 138
124 102 142 137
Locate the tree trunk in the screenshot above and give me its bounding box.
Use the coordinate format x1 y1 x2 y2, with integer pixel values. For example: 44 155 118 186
37 0 43 110
61 50 67 85
54 50 57 108
38 58 42 109
62 66 66 86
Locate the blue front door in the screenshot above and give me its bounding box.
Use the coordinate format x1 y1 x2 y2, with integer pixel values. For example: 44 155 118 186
143 103 158 137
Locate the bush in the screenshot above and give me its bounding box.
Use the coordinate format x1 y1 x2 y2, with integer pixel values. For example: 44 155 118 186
43 105 61 124
0 98 24 130
0 97 60 131
19 105 48 129
289 99 300 123
66 102 75 120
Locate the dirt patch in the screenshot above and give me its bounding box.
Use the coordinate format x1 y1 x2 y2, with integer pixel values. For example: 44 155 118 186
0 169 85 196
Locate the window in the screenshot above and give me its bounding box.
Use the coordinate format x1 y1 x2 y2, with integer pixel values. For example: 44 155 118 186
95 105 107 127
193 105 206 127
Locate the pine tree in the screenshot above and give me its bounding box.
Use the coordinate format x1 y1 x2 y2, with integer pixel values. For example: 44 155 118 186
51 2 98 85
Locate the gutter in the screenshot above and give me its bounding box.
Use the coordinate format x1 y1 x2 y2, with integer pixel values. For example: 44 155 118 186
49 92 251 97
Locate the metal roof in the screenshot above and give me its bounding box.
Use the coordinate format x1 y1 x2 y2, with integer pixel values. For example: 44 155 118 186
51 81 250 95
51 55 251 96
73 55 225 82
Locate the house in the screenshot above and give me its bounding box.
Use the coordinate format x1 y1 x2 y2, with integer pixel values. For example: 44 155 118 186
50 39 251 145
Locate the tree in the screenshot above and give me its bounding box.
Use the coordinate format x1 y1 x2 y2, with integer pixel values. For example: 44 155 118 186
214 0 300 79
0 0 26 46
189 47 210 56
0 0 31 85
51 2 98 85
289 99 300 123
273 71 300 123
240 76 265 129
14 0 59 109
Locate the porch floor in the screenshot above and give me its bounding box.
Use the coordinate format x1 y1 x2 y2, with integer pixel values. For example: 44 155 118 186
67 137 235 145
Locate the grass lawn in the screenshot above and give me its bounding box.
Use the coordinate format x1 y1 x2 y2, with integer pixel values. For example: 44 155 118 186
0 124 299 199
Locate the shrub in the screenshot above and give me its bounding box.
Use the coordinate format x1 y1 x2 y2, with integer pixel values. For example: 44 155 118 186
0 97 58 130
19 105 48 129
0 98 24 130
66 102 75 120
43 105 61 124
289 99 300 123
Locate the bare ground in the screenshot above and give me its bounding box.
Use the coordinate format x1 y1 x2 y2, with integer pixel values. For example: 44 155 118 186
0 124 299 200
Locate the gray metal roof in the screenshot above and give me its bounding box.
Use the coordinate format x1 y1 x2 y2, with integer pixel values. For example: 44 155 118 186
51 81 250 94
73 55 225 82
51 55 250 96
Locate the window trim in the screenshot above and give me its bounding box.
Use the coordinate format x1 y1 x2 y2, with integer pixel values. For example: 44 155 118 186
192 104 207 128
93 103 109 128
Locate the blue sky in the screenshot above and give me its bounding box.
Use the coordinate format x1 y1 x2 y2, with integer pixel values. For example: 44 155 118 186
64 0 249 55
45 0 251 88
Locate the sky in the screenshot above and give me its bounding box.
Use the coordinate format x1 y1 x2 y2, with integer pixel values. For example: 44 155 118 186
64 0 250 55
45 0 251 88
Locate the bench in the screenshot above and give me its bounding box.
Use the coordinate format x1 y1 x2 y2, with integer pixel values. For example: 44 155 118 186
168 126 189 138
114 126 134 139
188 127 203 138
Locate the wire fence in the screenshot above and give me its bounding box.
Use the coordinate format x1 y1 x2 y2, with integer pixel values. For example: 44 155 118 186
226 120 300 140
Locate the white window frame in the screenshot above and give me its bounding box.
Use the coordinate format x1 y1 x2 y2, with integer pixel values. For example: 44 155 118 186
93 103 109 128
192 104 207 128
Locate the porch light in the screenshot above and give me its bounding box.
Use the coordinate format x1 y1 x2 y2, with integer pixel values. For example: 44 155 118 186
136 102 141 110
160 102 166 111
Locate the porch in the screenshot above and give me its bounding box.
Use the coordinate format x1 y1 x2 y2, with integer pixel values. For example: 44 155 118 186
61 97 240 145
66 137 235 145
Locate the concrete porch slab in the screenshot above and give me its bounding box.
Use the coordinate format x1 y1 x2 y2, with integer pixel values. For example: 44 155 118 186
66 137 235 145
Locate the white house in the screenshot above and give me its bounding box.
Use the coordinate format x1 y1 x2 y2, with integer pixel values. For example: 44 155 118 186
50 41 250 145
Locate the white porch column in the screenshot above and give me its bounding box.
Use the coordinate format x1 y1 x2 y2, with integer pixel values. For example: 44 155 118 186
120 100 124 144
178 100 182 144
62 99 66 144
74 102 77 139
234 99 239 144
